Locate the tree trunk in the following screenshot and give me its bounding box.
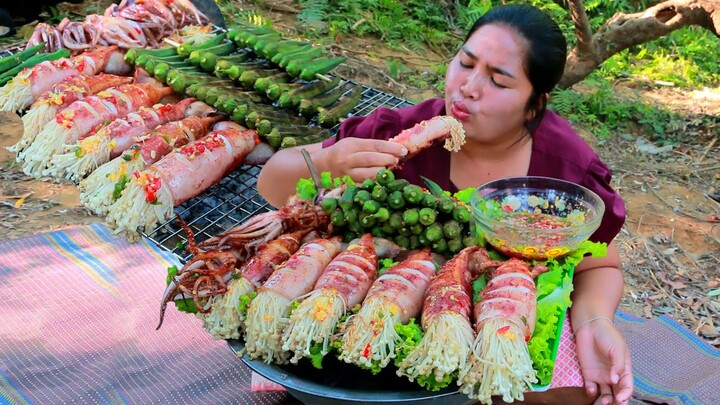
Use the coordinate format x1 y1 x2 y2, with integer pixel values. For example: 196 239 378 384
560 0 720 88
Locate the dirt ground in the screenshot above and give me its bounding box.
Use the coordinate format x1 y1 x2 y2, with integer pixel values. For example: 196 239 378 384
1 0 719 353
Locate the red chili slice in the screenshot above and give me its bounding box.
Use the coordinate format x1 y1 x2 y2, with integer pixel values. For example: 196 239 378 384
362 344 372 358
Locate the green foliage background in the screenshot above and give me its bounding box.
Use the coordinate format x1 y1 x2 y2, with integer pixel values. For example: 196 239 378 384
285 0 719 142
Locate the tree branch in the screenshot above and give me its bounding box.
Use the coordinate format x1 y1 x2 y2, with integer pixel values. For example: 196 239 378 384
568 0 593 53
560 0 720 88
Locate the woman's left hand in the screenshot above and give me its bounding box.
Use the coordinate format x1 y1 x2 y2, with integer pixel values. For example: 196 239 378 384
574 318 634 405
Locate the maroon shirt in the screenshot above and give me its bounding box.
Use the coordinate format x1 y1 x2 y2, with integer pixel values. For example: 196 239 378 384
322 98 626 244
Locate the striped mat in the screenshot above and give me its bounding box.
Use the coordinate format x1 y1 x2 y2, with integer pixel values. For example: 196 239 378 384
615 312 720 405
0 223 296 405
0 223 718 404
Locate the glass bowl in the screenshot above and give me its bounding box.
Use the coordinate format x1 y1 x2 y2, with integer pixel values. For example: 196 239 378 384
470 176 605 261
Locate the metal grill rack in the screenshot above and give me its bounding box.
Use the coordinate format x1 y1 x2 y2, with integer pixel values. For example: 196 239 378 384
144 82 414 262
0 39 416 263
0 42 25 58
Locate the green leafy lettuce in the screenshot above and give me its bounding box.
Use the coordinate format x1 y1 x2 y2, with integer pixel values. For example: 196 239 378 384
296 172 355 201
307 304 360 370
378 258 398 275
394 318 423 366
295 178 318 201
528 240 607 386
237 291 257 313
453 187 474 205
165 265 197 314
307 342 327 369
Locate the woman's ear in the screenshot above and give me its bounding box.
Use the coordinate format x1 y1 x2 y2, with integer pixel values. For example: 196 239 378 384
526 93 548 121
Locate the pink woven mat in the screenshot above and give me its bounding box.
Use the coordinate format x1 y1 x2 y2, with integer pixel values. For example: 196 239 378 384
0 223 296 404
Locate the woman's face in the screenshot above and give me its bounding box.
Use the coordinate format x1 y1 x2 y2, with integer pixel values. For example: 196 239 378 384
445 23 534 145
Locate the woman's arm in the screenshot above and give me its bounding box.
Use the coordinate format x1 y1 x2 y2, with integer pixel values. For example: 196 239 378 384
571 241 633 405
257 142 324 208
257 138 407 208
571 241 623 321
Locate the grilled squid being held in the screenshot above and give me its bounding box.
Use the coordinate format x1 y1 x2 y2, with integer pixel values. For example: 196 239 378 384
388 115 465 170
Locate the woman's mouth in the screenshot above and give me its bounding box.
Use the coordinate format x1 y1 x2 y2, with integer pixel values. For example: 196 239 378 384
450 101 470 121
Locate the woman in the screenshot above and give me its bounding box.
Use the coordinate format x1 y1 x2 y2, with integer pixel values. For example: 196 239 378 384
258 4 633 404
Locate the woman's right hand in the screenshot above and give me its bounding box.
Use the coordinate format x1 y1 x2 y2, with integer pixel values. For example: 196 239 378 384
319 137 408 181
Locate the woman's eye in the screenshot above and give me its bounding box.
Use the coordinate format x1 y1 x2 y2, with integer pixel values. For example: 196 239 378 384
491 77 507 88
459 60 472 68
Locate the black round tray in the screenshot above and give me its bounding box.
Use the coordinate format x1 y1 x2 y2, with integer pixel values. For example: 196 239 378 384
227 339 475 405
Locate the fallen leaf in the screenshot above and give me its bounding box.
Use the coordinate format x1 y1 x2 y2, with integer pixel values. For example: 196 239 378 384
13 192 32 208
662 247 678 256
658 272 687 290
636 138 674 155
708 288 720 297
643 305 653 318
699 324 720 337
652 306 674 314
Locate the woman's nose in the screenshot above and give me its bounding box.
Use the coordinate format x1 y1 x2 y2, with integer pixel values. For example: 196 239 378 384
460 70 485 100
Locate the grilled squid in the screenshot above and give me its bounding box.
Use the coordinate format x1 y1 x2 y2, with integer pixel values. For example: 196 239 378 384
80 112 221 215
49 99 209 181
388 115 465 169
459 256 547 404
397 246 478 387
245 236 343 364
0 46 129 113
339 248 436 371
197 230 306 340
11 73 133 155
106 122 259 238
21 83 174 177
282 233 379 364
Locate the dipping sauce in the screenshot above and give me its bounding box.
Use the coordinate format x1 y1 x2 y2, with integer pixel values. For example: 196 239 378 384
488 212 586 261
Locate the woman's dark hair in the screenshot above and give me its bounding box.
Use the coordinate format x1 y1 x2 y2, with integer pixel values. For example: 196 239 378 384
466 4 567 132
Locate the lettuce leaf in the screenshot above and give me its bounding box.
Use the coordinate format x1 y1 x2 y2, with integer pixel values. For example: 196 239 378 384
378 258 398 275
296 173 355 201
416 371 456 391
528 240 607 386
453 187 474 204
308 342 325 369
394 318 423 365
320 172 333 189
296 178 318 201
165 265 199 314
174 298 198 314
